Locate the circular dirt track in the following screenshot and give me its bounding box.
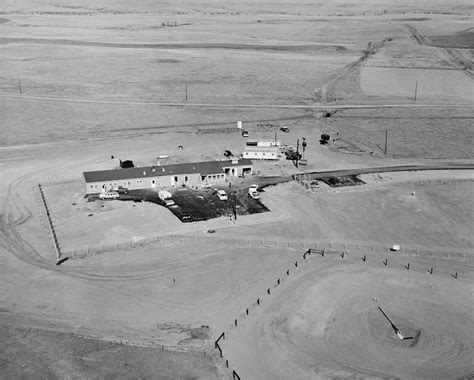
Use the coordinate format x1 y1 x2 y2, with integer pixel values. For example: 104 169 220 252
252 264 474 379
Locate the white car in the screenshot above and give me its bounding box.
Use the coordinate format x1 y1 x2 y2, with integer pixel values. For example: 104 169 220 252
248 185 260 199
99 191 119 199
216 190 228 201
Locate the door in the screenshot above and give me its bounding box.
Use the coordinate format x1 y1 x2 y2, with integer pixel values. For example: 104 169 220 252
151 179 156 188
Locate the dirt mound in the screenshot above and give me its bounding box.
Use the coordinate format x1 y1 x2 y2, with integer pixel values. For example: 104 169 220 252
255 264 473 379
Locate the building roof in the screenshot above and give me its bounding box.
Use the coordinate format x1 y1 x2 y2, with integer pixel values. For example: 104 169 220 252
220 158 253 167
83 159 253 183
243 146 279 152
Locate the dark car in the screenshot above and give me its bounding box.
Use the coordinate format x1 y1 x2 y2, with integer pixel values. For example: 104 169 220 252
224 150 233 157
241 130 249 137
280 127 290 133
116 187 129 194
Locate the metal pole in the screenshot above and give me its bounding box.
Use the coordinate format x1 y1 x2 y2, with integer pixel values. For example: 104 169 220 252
296 138 299 168
384 130 388 155
17 75 22 94
414 80 418 101
185 81 188 101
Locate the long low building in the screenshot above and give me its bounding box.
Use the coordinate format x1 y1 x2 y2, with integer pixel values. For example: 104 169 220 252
243 146 280 160
83 158 253 194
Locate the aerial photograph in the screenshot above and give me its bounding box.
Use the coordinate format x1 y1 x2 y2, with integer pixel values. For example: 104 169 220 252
1 0 473 378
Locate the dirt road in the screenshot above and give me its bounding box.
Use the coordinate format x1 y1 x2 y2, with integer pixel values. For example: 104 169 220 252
1 93 473 110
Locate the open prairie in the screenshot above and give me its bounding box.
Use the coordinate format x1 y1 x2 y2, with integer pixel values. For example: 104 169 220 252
1 0 473 379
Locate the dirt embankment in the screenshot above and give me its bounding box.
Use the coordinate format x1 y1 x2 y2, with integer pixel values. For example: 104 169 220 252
406 24 474 76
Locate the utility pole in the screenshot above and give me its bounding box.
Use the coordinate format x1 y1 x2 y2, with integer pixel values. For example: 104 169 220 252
296 138 300 168
384 130 388 155
414 80 418 101
17 75 22 95
185 81 188 101
232 191 237 220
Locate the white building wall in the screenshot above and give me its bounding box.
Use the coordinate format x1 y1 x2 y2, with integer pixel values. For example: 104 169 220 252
243 148 279 160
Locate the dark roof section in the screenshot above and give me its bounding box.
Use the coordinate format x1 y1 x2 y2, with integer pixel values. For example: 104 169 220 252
221 158 253 167
83 160 252 183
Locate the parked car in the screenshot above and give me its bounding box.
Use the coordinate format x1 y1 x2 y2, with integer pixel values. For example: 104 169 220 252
241 130 249 137
99 191 119 199
224 150 233 157
164 199 175 206
248 185 260 199
158 190 172 200
116 186 129 194
280 127 290 133
216 190 228 201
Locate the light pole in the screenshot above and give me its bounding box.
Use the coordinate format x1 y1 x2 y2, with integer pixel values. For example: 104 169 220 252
302 137 307 159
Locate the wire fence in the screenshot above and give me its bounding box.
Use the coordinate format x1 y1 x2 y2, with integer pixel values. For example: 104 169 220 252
62 233 472 262
215 243 466 378
38 183 62 261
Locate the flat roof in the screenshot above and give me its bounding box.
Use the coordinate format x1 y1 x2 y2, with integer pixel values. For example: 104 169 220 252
221 158 253 167
243 146 279 151
83 159 253 183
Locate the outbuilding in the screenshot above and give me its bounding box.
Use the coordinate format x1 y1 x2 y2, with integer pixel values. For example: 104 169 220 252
243 146 279 160
221 158 253 177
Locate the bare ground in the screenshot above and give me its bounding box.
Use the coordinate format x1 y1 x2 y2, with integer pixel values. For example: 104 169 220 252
1 1 473 379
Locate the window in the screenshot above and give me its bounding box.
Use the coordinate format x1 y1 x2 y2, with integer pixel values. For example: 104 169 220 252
185 176 188 182
254 153 257 156
213 175 216 179
137 179 143 184
90 185 93 189
263 153 265 156
128 181 131 186
174 176 178 182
